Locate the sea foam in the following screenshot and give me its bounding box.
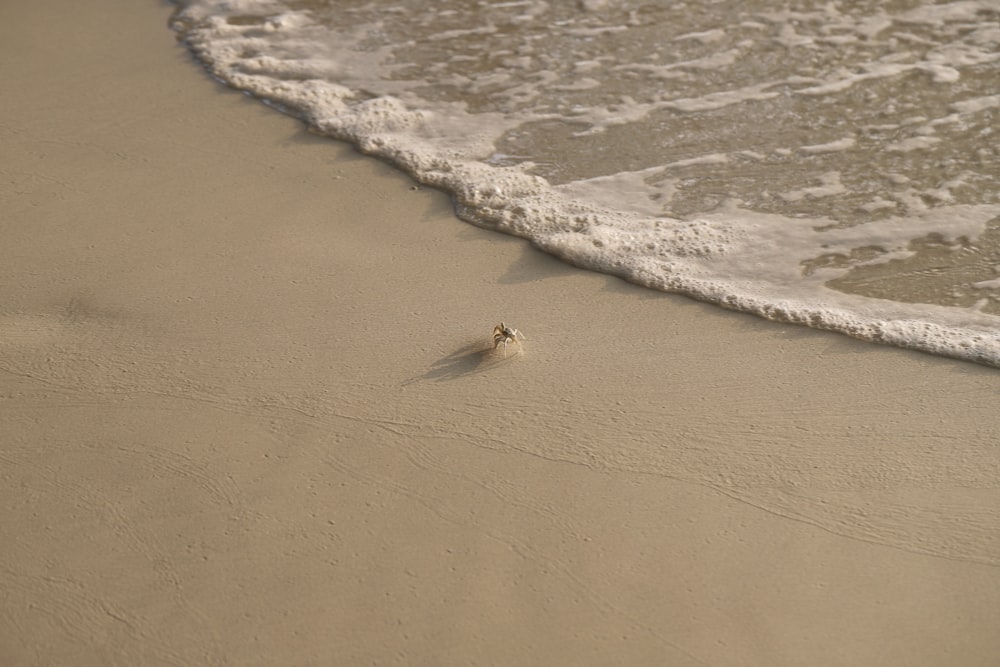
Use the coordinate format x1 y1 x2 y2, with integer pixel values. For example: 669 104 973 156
171 0 1000 366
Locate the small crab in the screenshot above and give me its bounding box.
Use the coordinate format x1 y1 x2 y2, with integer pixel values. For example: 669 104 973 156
492 322 523 358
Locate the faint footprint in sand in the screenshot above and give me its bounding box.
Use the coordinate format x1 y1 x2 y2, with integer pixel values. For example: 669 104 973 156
0 296 136 385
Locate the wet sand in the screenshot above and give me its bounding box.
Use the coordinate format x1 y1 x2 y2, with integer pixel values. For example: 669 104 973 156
2 1 999 665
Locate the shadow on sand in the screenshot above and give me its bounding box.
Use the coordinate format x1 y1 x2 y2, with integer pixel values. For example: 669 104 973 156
405 340 520 384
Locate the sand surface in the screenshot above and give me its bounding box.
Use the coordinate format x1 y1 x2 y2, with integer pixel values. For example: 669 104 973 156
2 1 1000 665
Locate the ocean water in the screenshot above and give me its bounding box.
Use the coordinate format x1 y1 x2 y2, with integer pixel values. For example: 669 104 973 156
171 0 1000 366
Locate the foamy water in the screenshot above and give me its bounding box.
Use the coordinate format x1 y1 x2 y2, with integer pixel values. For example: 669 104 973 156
171 0 1000 365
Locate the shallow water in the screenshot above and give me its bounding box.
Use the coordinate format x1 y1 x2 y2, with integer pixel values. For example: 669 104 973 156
171 0 1000 365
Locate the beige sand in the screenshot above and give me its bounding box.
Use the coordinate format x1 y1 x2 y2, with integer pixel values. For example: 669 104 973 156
3 1 999 665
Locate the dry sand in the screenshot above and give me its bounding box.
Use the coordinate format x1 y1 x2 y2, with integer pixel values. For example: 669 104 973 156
2 1 999 665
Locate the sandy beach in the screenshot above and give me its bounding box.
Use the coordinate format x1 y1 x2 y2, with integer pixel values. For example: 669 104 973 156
3 1 1000 665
